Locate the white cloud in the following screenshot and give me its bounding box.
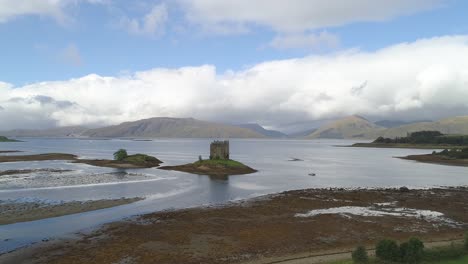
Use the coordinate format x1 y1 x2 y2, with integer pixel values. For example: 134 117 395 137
178 0 443 33
0 0 106 24
119 3 168 37
59 43 83 66
1 35 468 130
269 31 340 50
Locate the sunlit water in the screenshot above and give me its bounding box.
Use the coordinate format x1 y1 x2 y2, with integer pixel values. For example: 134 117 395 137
0 138 467 252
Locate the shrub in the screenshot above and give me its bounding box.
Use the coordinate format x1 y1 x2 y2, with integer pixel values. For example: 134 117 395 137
352 245 368 263
113 149 128 161
199 155 203 162
376 239 400 262
400 237 424 263
465 232 468 251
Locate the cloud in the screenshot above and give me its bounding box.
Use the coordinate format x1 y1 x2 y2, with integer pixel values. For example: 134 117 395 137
1 35 468 130
0 0 106 24
59 43 83 66
178 0 443 33
119 3 168 37
269 31 340 50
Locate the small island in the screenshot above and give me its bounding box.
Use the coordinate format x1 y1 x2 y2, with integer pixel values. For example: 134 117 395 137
352 131 468 149
0 136 21 142
160 158 257 176
400 147 468 167
0 149 162 169
77 149 162 169
160 140 257 176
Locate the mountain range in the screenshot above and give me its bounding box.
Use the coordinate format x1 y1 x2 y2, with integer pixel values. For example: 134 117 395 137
2 115 468 140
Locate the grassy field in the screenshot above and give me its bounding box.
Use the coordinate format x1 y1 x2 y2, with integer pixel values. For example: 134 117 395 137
193 159 248 168
0 136 20 142
331 255 468 264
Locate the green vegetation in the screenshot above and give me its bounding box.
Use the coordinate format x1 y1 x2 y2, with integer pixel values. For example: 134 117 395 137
193 159 248 168
400 238 425 263
432 148 468 159
374 131 468 146
376 239 400 262
352 246 369 263
0 136 20 142
465 232 468 251
336 237 468 264
113 149 128 161
122 154 161 164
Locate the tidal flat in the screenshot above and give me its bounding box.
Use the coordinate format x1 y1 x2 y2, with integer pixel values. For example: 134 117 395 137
2 187 467 264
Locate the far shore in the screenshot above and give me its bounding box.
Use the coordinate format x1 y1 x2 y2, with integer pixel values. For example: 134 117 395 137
400 154 468 167
2 187 467 264
350 142 466 149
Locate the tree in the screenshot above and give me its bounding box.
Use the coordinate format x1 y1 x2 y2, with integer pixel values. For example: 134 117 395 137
113 149 128 161
352 245 369 263
400 237 424 263
376 239 400 262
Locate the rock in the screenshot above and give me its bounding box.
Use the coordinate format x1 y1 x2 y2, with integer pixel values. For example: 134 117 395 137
399 186 410 192
308 173 316 176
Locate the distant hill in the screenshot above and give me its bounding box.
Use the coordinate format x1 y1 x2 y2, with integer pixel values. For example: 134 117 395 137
305 115 385 139
375 116 468 138
0 126 89 138
83 117 265 138
375 119 433 128
288 128 317 138
237 123 287 138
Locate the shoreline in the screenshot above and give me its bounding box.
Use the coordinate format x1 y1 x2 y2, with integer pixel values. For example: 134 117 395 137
350 143 466 149
0 153 162 169
399 154 468 167
2 187 467 264
0 197 143 226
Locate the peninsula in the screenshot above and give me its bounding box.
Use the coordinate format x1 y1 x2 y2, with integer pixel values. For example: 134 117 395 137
352 131 468 149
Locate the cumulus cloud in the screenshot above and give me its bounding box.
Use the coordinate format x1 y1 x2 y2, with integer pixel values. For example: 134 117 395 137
1 35 468 130
178 0 443 33
119 3 168 37
0 0 105 24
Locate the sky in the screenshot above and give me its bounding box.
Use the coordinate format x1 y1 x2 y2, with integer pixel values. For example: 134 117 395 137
1 0 468 131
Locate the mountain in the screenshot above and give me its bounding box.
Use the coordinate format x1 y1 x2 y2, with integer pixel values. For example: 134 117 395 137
305 115 385 139
0 126 89 138
375 116 468 138
82 117 265 138
288 128 317 138
237 123 287 138
375 119 432 128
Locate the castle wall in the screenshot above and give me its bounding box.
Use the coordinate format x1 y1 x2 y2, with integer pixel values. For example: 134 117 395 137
210 140 229 160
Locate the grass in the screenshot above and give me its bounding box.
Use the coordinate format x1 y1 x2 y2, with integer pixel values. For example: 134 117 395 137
330 255 468 263
121 154 161 164
193 159 247 168
0 136 20 142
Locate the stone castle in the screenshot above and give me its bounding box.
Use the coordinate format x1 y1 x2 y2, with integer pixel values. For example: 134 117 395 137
210 140 229 160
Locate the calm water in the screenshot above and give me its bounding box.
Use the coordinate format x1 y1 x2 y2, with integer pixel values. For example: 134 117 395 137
0 138 467 252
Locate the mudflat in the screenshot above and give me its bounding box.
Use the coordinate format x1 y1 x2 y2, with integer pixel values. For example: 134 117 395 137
0 153 162 169
0 153 77 163
0 197 142 225
4 187 467 264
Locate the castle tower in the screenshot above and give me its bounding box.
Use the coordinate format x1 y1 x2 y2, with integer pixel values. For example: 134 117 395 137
210 140 229 160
